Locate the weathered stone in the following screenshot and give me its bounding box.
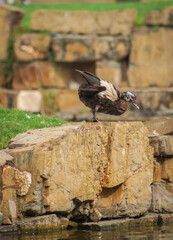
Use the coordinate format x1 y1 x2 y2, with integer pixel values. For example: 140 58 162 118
1 165 32 225
150 182 173 213
154 158 173 183
0 88 17 109
13 62 41 90
17 90 42 112
149 135 173 157
14 33 51 62
0 151 14 166
0 5 24 61
1 166 17 224
96 61 122 87
31 10 136 36
0 224 19 233
14 168 32 196
144 7 173 26
80 213 159 230
108 10 137 36
18 214 61 232
128 27 173 88
96 123 153 218
93 36 130 61
0 63 6 87
52 35 94 62
145 118 173 136
13 61 67 90
52 35 130 62
0 212 2 226
4 122 153 219
41 89 84 115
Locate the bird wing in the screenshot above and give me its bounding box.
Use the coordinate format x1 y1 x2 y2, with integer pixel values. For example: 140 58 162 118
76 69 101 85
98 80 119 102
76 69 119 101
79 84 106 94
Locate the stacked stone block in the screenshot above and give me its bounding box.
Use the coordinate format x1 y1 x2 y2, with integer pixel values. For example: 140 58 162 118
1 5 173 120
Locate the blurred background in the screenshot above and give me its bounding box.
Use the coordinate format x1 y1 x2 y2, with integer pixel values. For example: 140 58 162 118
0 0 173 121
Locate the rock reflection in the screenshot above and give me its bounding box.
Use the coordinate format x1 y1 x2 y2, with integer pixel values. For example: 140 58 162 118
1 224 173 240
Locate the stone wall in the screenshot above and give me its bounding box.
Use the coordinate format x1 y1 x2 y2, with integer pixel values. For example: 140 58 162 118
1 5 173 120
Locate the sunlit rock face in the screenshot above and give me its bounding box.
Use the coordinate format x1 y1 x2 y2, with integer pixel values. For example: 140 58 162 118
1 122 153 221
148 118 173 213
31 10 137 36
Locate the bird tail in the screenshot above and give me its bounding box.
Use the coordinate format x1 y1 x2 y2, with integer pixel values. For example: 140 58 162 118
75 69 101 85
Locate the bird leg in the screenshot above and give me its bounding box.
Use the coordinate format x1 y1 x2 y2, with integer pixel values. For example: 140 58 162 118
92 108 98 122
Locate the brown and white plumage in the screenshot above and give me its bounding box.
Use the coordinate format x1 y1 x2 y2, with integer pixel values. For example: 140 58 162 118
76 69 139 122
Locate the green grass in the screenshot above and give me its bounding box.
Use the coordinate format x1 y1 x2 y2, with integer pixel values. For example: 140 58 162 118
11 1 173 29
0 108 67 149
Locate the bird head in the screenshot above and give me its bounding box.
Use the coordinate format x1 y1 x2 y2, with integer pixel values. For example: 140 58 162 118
121 92 139 109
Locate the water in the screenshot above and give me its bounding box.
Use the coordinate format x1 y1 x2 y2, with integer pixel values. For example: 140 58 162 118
1 224 173 240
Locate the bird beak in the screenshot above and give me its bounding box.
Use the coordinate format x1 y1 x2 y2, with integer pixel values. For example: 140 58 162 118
132 101 140 109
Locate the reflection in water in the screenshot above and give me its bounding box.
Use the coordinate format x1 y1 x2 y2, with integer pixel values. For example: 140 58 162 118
0 224 173 240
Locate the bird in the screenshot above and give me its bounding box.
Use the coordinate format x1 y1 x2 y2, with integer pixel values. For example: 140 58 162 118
76 69 139 122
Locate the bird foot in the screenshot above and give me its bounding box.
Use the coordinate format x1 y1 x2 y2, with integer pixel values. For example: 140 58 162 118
92 118 99 122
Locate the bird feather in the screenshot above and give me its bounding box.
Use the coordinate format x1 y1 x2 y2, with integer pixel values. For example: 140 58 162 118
98 80 119 102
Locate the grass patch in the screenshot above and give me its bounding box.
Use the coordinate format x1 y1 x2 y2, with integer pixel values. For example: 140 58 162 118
0 108 67 149
10 1 173 29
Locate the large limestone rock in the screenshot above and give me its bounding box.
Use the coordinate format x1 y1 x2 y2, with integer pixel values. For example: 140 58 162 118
52 35 130 62
128 27 173 88
14 33 51 62
0 5 24 61
144 7 173 26
3 122 153 220
31 10 136 36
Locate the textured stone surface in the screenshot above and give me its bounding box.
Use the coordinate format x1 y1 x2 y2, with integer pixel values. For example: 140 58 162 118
128 27 173 88
12 61 67 90
80 213 159 230
17 90 42 112
3 122 153 220
18 214 61 232
0 64 6 87
149 135 173 157
14 168 32 196
1 165 32 224
14 33 51 62
96 61 122 87
31 10 136 36
154 158 173 183
0 5 24 61
52 35 130 62
0 151 14 166
0 89 17 109
144 7 173 26
41 89 84 115
150 183 173 213
1 166 17 224
145 118 173 136
0 212 2 226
